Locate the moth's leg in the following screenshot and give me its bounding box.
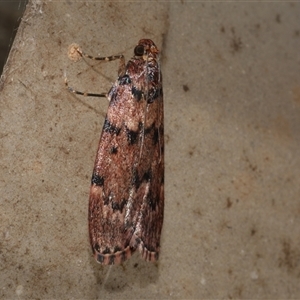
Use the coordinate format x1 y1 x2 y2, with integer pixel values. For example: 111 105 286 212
70 44 125 76
65 44 126 97
64 77 108 98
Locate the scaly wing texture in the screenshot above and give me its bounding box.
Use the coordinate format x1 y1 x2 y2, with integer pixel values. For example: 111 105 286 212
88 39 164 265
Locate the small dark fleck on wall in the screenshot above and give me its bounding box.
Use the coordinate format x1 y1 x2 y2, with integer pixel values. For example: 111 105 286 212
278 240 300 273
183 84 189 92
230 35 243 53
226 197 232 209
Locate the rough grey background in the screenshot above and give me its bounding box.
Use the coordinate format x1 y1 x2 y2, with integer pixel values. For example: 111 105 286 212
1 1 299 299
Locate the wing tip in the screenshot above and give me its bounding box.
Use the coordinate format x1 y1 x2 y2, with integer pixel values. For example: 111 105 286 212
92 244 159 265
94 246 134 265
138 244 159 262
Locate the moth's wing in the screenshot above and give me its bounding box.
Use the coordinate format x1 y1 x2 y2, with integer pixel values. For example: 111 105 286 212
88 78 146 265
89 46 164 265
130 90 164 262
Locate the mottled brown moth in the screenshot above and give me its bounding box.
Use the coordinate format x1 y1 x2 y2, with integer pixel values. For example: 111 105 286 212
66 39 164 265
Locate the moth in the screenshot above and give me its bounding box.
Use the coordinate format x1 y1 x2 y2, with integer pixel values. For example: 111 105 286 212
66 39 164 265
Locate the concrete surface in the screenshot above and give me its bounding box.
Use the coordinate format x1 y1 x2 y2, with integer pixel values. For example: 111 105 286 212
0 1 299 299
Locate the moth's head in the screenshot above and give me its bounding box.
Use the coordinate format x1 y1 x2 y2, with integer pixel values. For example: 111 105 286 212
134 39 159 61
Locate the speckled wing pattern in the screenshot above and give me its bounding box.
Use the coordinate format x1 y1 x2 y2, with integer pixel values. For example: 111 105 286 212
88 39 164 265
